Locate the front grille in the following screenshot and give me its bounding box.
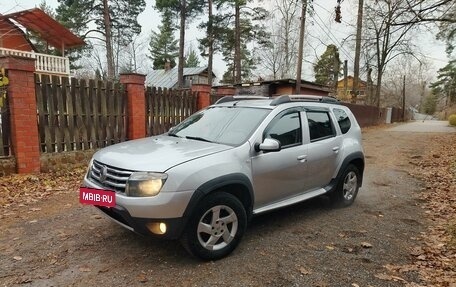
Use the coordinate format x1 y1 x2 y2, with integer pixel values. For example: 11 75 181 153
89 160 134 193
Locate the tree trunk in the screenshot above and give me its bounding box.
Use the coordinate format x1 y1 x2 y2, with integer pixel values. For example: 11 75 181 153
178 0 186 88
376 72 382 109
295 0 308 94
234 2 241 84
208 0 213 86
353 0 364 102
103 0 114 81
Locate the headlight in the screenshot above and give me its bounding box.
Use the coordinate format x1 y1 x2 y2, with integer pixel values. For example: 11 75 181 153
125 172 167 197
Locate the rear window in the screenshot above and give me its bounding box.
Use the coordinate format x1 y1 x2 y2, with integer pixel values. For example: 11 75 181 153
306 111 336 141
333 108 351 134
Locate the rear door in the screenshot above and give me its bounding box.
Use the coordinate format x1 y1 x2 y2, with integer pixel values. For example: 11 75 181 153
304 108 342 189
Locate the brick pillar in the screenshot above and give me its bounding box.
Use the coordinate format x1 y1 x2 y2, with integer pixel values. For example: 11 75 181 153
0 56 40 173
120 73 146 140
192 84 211 110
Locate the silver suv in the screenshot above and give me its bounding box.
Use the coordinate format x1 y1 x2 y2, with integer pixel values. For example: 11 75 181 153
82 95 364 260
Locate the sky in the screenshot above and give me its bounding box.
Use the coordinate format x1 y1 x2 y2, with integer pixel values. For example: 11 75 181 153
0 0 450 83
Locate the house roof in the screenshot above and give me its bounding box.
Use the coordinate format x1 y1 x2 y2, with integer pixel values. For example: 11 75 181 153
0 8 85 51
147 66 213 88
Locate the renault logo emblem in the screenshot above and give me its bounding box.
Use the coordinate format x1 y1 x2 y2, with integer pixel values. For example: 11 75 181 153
100 165 108 183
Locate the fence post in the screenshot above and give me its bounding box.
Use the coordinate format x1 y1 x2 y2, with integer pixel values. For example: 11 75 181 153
120 73 146 140
192 84 211 110
0 55 40 173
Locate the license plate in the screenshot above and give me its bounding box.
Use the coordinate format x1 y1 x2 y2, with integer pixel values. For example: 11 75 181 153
79 187 116 207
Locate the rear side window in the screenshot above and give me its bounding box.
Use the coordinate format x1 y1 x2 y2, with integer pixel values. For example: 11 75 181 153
306 111 336 141
333 108 351 134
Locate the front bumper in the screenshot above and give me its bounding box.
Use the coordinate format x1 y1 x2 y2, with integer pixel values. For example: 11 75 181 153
82 176 193 239
96 205 186 239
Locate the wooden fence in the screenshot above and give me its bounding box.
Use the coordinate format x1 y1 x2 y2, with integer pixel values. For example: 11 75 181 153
146 87 198 136
0 85 11 156
36 74 128 153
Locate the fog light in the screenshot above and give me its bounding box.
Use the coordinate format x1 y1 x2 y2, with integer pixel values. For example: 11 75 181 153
147 222 167 235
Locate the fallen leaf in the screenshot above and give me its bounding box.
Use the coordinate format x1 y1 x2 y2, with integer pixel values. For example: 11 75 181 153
137 273 148 283
13 256 22 261
361 242 373 248
326 245 335 250
79 266 91 272
352 284 360 287
299 267 311 275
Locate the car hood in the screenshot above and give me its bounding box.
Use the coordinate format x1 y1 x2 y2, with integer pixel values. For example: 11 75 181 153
93 135 232 172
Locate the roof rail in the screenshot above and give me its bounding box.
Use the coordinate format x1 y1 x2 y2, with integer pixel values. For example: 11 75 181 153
270 95 340 106
215 95 270 104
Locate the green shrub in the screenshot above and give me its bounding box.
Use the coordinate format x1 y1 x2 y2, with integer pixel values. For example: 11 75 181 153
449 114 456 126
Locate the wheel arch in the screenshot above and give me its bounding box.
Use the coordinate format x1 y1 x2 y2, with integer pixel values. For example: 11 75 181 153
182 173 254 221
340 151 364 186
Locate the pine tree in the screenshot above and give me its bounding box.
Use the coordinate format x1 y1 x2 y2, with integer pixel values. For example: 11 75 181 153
148 10 179 70
430 60 456 105
210 1 270 84
56 0 145 80
184 47 200 68
313 44 341 87
155 0 205 88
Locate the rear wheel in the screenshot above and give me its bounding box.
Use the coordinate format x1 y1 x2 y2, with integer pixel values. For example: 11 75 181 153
330 164 360 207
181 192 247 260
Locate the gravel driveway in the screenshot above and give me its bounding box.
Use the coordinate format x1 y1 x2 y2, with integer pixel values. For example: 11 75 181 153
0 125 451 287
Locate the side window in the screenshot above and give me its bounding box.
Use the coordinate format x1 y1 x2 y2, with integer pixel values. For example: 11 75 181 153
306 111 336 141
264 111 302 147
333 108 351 134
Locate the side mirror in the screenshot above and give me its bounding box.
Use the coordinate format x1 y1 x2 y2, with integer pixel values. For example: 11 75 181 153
257 138 281 152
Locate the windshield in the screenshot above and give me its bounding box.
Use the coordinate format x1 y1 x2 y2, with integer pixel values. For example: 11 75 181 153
170 106 270 146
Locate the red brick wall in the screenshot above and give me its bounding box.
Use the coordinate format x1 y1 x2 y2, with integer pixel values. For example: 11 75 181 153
120 73 146 140
0 56 40 173
192 84 211 110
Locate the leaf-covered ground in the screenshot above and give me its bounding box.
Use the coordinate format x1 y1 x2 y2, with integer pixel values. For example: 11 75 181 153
0 167 85 211
408 135 456 286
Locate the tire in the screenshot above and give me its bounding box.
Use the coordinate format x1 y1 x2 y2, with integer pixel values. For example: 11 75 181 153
330 164 360 207
181 192 247 261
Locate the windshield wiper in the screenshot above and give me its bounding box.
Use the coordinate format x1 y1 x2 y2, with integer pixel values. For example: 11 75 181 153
168 133 181 138
185 136 213 143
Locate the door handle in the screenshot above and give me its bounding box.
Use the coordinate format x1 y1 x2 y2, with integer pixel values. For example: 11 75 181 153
332 147 340 153
297 155 307 162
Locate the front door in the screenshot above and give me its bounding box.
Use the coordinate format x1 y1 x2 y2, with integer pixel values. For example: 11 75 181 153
251 109 309 209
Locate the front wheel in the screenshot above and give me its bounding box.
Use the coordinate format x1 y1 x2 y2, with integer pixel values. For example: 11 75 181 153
181 192 247 260
330 164 360 207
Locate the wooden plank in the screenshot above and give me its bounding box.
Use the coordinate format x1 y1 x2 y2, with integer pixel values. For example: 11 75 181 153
42 75 54 152
53 76 65 152
88 80 97 148
145 86 151 136
35 74 46 152
99 80 108 147
72 78 83 150
113 81 123 143
106 81 115 145
63 77 75 151
155 87 162 135
121 83 128 142
80 79 90 149
153 87 159 136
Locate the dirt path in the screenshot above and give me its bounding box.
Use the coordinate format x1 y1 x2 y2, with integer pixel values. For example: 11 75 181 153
0 126 453 287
